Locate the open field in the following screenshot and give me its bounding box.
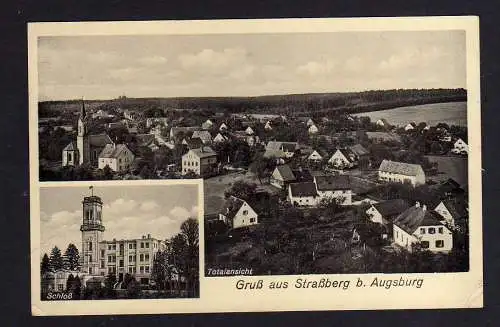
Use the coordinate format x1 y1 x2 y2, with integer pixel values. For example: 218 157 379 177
426 155 468 187
354 101 467 127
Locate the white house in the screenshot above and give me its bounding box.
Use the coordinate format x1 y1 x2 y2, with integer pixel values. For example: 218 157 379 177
378 160 426 187
404 123 415 131
376 119 391 128
313 174 352 205
264 121 273 131
393 202 453 253
288 182 319 207
366 199 410 225
434 200 467 228
308 124 319 134
219 122 228 131
219 196 258 229
213 133 229 143
307 150 323 162
453 138 468 153
202 119 214 130
181 146 218 177
328 148 357 169
245 126 255 135
98 144 135 172
270 165 313 189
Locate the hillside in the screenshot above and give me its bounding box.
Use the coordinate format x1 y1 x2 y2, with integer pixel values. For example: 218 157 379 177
39 88 467 118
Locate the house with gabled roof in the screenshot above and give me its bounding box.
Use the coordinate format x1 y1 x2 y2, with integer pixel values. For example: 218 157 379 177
135 133 159 152
378 160 425 187
264 121 273 131
434 199 468 228
288 182 319 207
393 202 453 253
307 150 324 162
366 199 410 225
263 141 299 161
201 119 214 130
349 144 369 158
169 126 199 143
219 196 258 229
308 124 319 134
181 146 218 177
313 174 352 205
453 138 468 154
328 148 358 169
192 130 212 144
98 144 135 172
376 118 391 128
219 122 228 132
245 126 255 135
182 137 204 150
270 165 313 189
213 132 229 143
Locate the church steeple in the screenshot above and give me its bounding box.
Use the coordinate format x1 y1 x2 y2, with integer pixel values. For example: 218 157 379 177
79 97 87 120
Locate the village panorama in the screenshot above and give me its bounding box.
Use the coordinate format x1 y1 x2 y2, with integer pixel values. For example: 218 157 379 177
38 89 469 275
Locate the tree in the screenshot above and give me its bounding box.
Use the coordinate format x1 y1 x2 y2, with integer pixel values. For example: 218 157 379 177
180 218 199 297
249 152 276 184
151 250 169 290
104 272 117 298
63 243 80 271
66 274 75 291
41 253 51 274
126 278 141 298
49 246 64 271
224 180 257 201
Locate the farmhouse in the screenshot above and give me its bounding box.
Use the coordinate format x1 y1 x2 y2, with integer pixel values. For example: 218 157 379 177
219 122 228 131
393 202 453 253
98 144 135 172
135 134 159 152
313 174 352 205
263 141 299 160
213 132 229 143
376 118 391 128
378 160 426 187
169 126 199 143
264 121 273 130
245 126 255 135
404 123 416 131
219 196 259 229
288 182 319 207
349 144 369 158
181 146 218 177
201 119 214 130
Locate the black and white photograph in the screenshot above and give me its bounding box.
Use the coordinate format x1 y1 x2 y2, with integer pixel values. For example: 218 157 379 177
29 17 482 314
36 29 469 275
38 182 200 300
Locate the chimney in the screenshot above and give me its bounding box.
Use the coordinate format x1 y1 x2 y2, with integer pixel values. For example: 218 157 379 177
422 205 427 211
415 201 420 208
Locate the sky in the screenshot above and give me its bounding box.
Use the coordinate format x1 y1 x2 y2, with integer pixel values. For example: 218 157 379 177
39 184 199 256
37 31 466 101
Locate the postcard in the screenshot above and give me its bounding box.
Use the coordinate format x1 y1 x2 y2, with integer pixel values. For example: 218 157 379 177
29 16 482 315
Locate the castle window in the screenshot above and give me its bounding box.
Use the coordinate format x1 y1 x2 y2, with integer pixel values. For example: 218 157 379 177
428 228 436 234
438 227 444 234
145 242 149 248
436 240 444 248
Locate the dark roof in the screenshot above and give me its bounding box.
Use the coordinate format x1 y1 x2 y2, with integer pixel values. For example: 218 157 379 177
186 137 204 149
99 144 132 158
379 160 423 176
220 196 245 220
394 206 443 234
292 168 313 182
63 142 77 151
441 199 468 218
275 165 296 182
281 142 298 152
135 134 155 146
89 133 113 147
349 144 369 157
188 146 217 158
314 175 351 191
289 182 318 197
335 148 357 163
372 199 410 219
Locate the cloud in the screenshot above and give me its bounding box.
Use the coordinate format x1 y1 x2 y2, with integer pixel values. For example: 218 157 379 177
104 198 137 214
179 48 248 70
190 206 199 217
296 59 337 77
108 67 142 81
378 46 445 71
170 206 191 219
138 55 168 65
140 200 159 211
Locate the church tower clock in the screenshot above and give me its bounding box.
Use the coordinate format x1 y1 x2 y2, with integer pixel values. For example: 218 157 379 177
80 187 105 275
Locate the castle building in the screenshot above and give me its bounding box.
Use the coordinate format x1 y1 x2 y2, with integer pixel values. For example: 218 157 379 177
62 100 114 167
79 188 164 285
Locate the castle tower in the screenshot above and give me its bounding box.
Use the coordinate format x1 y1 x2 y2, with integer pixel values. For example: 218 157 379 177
77 99 90 165
80 186 105 275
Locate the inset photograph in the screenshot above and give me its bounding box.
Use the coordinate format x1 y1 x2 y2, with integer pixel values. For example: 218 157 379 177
38 182 200 300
